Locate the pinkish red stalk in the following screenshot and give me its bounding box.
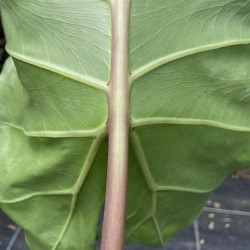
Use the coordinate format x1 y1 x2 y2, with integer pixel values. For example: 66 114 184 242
100 0 131 250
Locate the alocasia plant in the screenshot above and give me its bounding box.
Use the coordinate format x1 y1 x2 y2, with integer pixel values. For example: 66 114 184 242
1 0 250 249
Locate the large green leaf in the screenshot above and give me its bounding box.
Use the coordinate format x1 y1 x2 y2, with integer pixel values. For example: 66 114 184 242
1 0 250 249
0 58 108 249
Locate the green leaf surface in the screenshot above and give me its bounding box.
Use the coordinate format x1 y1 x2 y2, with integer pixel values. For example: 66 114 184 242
131 46 250 130
1 0 250 249
130 0 250 76
1 0 111 83
0 56 108 249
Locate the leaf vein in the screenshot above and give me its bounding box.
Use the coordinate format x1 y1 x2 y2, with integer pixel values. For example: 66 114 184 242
131 117 250 132
130 39 250 82
6 48 109 93
1 121 107 138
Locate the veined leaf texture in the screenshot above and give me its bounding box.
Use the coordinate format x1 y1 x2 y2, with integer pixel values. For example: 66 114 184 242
1 0 250 249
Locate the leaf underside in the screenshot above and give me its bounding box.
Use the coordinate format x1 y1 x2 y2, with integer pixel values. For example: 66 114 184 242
1 0 250 249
